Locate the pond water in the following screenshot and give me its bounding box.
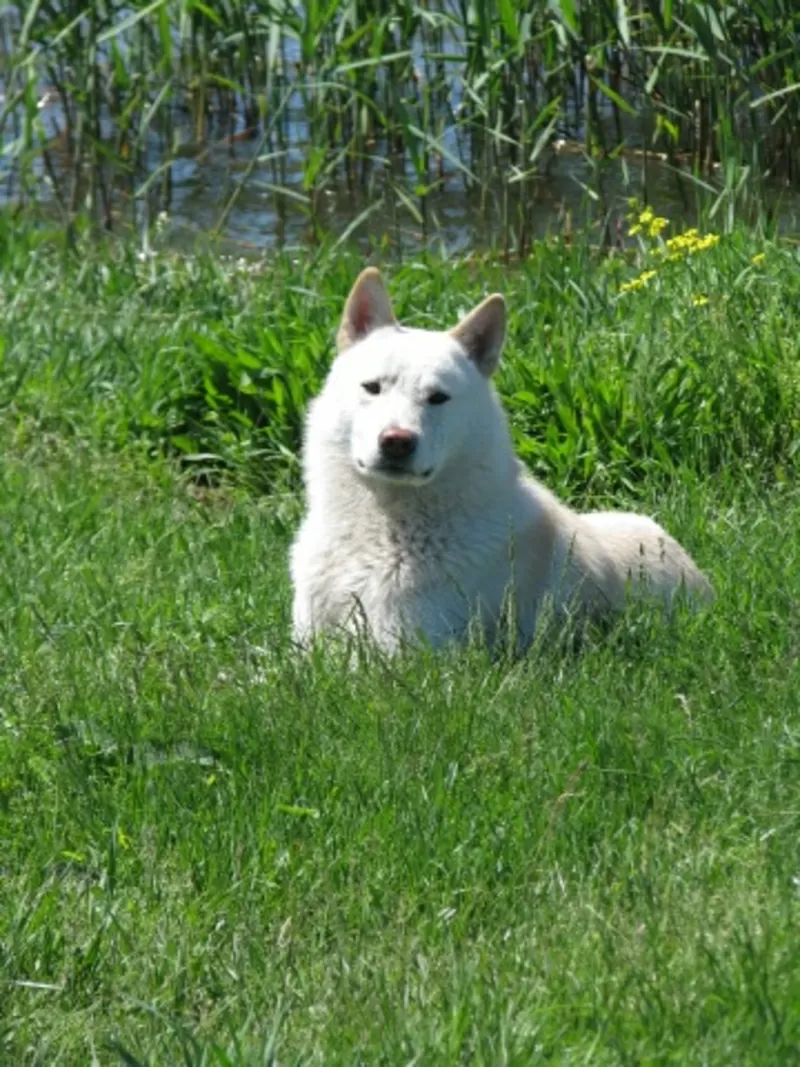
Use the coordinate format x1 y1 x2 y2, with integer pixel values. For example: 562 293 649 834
9 93 800 257
139 131 800 257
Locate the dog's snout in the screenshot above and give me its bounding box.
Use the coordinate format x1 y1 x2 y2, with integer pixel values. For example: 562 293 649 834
379 427 418 461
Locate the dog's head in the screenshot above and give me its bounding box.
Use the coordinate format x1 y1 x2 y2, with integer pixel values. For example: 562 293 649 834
320 268 507 488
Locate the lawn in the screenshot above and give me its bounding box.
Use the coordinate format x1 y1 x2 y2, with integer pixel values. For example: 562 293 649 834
1 221 800 1064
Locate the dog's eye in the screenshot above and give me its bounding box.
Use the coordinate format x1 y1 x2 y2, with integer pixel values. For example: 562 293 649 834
361 380 381 396
428 390 451 406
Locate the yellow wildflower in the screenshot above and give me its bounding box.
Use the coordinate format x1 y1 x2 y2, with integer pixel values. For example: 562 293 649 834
620 269 657 294
629 213 669 240
627 203 669 239
664 232 696 253
692 295 709 307
751 252 765 266
659 227 719 258
690 234 720 253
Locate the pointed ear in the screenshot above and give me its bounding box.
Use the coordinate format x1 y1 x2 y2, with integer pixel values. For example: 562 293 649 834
337 267 397 352
449 294 506 377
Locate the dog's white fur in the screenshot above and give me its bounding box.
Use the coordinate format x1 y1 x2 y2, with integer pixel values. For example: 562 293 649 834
290 268 713 653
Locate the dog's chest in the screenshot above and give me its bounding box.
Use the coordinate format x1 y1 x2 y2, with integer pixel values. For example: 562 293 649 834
335 517 452 597
318 510 511 638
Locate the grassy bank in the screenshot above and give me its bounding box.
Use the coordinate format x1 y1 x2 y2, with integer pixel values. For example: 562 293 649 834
3 1 800 248
3 213 800 498
1 223 800 1063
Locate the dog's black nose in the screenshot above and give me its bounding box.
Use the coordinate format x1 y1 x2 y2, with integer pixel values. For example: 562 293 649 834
379 427 418 461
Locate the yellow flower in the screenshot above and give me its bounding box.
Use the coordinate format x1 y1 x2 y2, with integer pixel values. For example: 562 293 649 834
690 234 720 254
659 227 719 258
692 295 709 307
629 212 669 240
620 269 657 294
751 252 765 265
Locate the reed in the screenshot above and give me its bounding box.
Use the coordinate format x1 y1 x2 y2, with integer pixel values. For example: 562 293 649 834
2 1 798 250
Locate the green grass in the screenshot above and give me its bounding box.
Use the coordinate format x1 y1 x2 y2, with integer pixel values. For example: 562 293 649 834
1 224 800 1063
2 413 800 1065
3 217 799 498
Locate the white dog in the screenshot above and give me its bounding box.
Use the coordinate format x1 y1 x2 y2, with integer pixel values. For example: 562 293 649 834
290 268 713 653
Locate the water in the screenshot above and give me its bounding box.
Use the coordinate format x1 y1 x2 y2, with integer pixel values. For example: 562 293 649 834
10 84 800 257
147 133 800 256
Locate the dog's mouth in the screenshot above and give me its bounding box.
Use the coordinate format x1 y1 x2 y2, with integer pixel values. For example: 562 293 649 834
356 459 434 483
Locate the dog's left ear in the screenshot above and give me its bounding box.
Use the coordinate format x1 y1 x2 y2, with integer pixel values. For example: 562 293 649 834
337 267 397 352
450 294 506 377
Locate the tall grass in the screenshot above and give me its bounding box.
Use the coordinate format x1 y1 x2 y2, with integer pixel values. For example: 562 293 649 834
2 1 799 251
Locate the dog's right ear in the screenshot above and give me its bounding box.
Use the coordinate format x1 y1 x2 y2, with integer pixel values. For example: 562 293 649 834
337 268 396 352
450 293 506 377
